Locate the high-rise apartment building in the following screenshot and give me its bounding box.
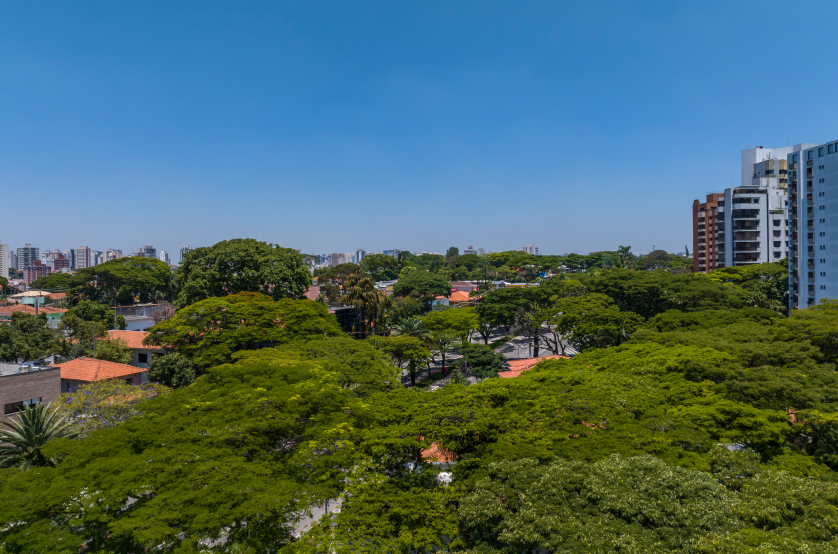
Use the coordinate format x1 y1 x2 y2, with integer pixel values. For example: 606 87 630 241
344 252 355 264
356 249 367 264
9 251 17 271
0 240 8 279
180 246 192 263
692 193 724 273
159 251 170 265
137 245 156 258
383 249 400 258
105 249 122 262
788 139 838 309
75 246 91 269
710 145 815 271
522 244 538 255
16 244 39 268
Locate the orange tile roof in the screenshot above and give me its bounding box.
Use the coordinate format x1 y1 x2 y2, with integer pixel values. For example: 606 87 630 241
0 304 67 316
448 291 471 302
421 442 456 463
106 330 160 350
499 355 568 379
55 357 142 382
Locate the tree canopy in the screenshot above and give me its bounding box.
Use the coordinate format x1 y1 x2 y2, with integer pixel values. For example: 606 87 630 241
174 238 312 307
143 292 342 368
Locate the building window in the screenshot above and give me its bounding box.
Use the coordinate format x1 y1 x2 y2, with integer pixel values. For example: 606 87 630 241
809 150 815 160
830 144 835 154
138 353 148 364
819 147 825 157
4 398 41 416
125 378 134 385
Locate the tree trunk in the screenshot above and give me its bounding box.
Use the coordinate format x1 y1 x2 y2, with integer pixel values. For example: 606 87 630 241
441 349 447 375
409 360 416 386
532 331 539 357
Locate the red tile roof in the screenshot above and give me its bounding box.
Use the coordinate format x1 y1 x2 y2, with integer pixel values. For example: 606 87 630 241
0 304 67 316
55 357 142 382
499 355 568 378
106 330 160 350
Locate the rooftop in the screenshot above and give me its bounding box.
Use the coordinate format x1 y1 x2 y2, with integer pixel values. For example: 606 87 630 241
55 357 143 382
107 330 161 350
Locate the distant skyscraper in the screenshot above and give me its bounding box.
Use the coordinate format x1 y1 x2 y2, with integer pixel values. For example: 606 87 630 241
0 240 8 279
66 249 75 269
16 244 39 268
179 246 192 263
329 253 341 267
383 249 400 258
477 248 486 256
137 245 157 259
522 244 539 255
463 246 477 255
159 251 170 264
9 250 17 271
356 249 367 264
105 249 122 262
345 252 355 264
75 246 91 269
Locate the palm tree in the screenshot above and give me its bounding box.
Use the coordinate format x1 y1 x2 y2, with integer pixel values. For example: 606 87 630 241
0 402 76 469
341 272 391 337
390 317 429 339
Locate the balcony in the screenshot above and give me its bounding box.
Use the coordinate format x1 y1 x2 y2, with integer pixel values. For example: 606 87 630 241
809 277 816 283
807 159 814 167
807 262 815 270
733 245 761 252
807 183 815 193
808 210 815 219
733 232 760 241
808 223 815 231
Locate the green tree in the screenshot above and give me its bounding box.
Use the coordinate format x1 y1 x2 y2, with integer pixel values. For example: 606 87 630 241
461 343 505 381
29 271 76 291
143 292 342 368
174 238 312 307
393 270 451 303
341 271 391 336
57 380 169 436
65 299 125 330
388 293 427 323
146 352 197 388
422 307 478 373
0 402 75 469
553 293 643 352
445 246 459 259
360 253 401 280
313 263 361 303
380 335 430 386
92 336 132 364
476 287 525 340
0 312 59 362
72 256 173 306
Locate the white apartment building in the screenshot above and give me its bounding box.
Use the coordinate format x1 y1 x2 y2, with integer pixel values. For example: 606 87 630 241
137 245 156 259
159 251 170 264
522 244 538 255
180 246 192 263
105 249 122 262
719 145 815 268
356 249 366 264
0 240 8 279
788 140 838 309
75 246 91 269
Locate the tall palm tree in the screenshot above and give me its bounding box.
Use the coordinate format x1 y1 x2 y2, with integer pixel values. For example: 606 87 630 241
341 272 391 337
0 402 76 469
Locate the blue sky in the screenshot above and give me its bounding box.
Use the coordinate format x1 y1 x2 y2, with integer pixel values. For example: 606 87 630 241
2 1 838 258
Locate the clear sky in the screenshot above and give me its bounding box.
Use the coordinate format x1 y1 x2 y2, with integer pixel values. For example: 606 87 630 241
2 1 838 259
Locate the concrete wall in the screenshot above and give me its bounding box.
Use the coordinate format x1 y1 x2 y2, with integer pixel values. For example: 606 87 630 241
0 367 61 423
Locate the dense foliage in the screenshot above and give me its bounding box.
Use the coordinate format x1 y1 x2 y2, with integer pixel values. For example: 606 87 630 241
175 238 312 307
143 291 342 368
8 256 838 553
